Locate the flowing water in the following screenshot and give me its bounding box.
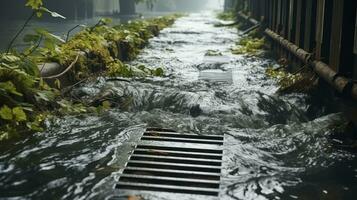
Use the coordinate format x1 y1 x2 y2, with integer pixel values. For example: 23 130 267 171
1 12 356 200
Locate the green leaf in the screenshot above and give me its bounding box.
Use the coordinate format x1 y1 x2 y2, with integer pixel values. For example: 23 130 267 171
44 39 56 51
0 131 10 141
0 81 23 96
35 90 56 102
26 122 43 132
57 99 70 109
35 28 65 43
25 0 43 10
19 57 40 77
36 11 43 18
1 54 21 63
21 106 34 112
0 105 13 121
13 107 27 122
54 79 61 89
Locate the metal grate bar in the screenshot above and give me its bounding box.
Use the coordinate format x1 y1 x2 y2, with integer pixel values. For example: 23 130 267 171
126 160 221 173
116 182 219 196
144 131 224 140
130 154 222 166
116 128 224 197
133 149 222 159
119 174 220 188
141 136 224 145
123 167 221 180
136 145 223 154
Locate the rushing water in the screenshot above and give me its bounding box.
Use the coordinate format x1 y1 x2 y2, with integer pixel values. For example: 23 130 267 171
1 12 356 200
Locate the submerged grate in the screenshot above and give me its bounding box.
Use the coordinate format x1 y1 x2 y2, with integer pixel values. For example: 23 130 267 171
116 128 224 197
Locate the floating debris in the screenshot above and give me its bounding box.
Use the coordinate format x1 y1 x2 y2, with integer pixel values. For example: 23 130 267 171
231 37 265 55
266 66 318 94
204 50 223 56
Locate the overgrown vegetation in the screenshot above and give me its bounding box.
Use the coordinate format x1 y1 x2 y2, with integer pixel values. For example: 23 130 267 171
34 15 179 80
216 9 266 55
217 9 317 94
0 1 182 141
266 66 318 94
231 36 265 55
0 53 54 140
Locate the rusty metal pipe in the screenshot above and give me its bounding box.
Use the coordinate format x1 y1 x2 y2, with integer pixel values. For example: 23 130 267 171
312 61 357 101
264 29 312 63
264 28 357 101
238 11 259 25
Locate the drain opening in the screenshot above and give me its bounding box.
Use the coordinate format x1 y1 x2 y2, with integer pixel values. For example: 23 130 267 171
116 128 224 196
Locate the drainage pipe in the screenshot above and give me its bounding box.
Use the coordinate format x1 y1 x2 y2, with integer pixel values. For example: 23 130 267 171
263 28 357 101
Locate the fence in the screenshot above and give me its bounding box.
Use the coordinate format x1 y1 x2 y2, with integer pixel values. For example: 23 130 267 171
229 0 357 101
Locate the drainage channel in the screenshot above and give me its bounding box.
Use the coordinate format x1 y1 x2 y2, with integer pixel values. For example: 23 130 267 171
115 128 224 198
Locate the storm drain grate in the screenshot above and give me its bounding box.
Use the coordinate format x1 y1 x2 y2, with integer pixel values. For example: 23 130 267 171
116 128 224 196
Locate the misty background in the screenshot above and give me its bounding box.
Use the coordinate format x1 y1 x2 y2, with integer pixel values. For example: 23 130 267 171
0 0 223 50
